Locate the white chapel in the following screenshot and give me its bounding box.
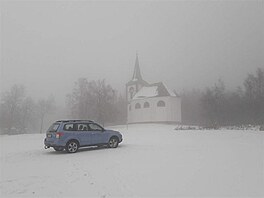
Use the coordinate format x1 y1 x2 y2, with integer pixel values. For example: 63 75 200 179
126 55 181 124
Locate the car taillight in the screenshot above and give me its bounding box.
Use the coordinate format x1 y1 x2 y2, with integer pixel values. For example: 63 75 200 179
56 132 64 139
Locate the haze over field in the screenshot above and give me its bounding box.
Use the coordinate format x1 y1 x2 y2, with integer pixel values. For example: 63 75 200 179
0 2 264 197
1 1 263 103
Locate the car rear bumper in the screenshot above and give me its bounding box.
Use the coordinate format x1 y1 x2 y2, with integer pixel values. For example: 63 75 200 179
44 138 65 147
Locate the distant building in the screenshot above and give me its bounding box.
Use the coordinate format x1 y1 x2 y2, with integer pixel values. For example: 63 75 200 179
126 54 181 124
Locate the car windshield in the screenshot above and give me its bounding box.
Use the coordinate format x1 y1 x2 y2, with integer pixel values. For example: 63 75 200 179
89 123 104 131
47 123 60 132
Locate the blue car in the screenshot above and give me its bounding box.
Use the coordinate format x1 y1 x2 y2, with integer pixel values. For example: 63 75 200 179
44 120 123 153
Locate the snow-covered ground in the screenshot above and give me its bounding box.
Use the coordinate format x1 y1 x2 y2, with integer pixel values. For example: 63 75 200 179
0 124 263 197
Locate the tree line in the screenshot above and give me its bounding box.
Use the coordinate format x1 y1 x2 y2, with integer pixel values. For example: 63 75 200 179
0 79 126 134
1 68 263 134
181 68 264 127
66 78 126 126
0 85 55 134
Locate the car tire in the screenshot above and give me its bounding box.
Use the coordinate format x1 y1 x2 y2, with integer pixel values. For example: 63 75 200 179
66 140 79 153
53 147 64 152
108 137 119 148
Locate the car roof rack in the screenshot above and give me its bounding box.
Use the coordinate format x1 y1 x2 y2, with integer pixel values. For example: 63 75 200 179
56 119 94 123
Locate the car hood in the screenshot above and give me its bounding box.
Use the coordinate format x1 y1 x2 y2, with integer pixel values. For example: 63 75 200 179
105 129 121 135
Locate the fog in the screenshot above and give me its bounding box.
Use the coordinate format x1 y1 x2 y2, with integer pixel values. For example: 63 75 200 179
1 1 263 103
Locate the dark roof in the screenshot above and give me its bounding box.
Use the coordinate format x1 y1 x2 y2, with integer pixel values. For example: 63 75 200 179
56 120 94 123
132 54 143 81
150 82 172 97
126 54 149 86
132 82 177 99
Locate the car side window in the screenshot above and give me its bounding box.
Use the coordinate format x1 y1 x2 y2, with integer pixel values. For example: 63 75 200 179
88 123 103 131
77 124 89 131
63 124 74 131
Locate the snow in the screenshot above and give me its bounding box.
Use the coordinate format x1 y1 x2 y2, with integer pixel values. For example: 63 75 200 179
133 86 158 99
1 124 264 197
162 83 177 97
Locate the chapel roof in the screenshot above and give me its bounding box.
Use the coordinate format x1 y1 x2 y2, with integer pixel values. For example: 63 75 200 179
133 82 177 99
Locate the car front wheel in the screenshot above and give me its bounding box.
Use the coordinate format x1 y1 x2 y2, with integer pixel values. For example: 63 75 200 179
108 137 119 148
66 140 79 153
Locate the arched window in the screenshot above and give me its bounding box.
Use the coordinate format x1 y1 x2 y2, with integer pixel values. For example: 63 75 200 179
157 100 165 107
135 103 141 109
143 102 150 108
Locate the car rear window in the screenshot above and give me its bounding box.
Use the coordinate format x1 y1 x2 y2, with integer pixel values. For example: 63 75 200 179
48 123 60 132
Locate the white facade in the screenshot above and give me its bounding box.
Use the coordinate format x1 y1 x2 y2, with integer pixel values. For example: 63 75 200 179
126 54 182 124
128 96 181 124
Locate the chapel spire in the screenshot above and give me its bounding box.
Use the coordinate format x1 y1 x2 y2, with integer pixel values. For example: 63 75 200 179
132 53 143 81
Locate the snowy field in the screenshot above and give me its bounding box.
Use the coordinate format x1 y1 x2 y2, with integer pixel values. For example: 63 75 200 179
0 124 263 198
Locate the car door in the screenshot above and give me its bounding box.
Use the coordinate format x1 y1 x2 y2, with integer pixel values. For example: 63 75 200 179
88 123 106 144
76 123 93 146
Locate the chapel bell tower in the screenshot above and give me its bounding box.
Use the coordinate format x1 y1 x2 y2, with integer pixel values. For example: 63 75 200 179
126 54 148 103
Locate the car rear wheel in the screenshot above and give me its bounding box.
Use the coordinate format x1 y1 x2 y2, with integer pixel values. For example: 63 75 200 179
53 147 64 152
66 140 79 153
108 137 119 148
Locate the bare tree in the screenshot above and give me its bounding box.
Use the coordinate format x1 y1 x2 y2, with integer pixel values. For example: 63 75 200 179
19 97 36 133
201 79 226 128
67 78 118 125
114 94 127 125
89 79 117 125
0 85 25 134
66 78 93 119
181 89 204 125
38 96 55 133
244 68 264 124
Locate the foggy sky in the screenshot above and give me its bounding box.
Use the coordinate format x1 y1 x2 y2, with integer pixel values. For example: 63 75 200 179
1 1 263 103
